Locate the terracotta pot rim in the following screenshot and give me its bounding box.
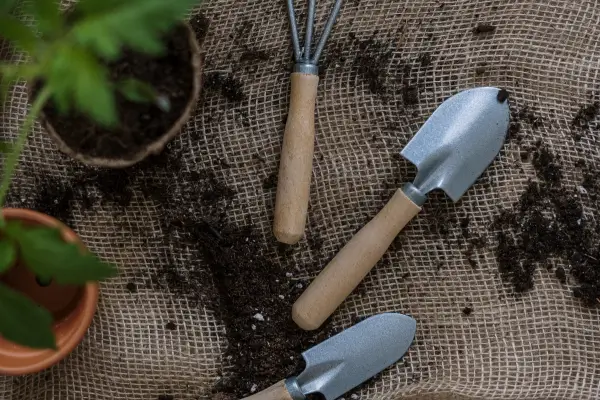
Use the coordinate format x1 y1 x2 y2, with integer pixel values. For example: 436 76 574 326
0 208 99 376
38 21 204 169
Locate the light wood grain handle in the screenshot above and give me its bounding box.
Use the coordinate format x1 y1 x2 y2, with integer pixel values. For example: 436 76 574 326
292 189 421 330
274 73 320 245
240 380 293 400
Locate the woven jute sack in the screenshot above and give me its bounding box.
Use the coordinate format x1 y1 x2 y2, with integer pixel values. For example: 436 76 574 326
1 0 600 399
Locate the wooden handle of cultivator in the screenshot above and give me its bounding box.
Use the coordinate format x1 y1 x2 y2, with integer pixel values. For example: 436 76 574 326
240 380 293 400
292 189 422 330
273 72 320 245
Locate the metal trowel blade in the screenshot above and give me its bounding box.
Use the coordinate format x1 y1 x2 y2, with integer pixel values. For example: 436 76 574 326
400 87 510 202
294 313 416 400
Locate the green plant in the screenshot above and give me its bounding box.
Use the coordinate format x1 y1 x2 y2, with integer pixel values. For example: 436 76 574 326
0 0 19 15
0 0 198 349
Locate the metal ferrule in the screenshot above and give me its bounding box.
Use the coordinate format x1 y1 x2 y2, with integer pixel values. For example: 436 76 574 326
284 377 306 400
294 63 319 75
402 182 427 207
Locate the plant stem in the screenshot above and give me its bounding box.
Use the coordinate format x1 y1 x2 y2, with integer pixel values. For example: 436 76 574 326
0 86 51 227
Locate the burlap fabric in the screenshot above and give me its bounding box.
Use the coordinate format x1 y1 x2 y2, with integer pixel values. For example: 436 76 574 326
2 0 600 399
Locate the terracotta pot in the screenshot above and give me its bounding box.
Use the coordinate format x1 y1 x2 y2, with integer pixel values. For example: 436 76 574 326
0 208 99 375
39 22 204 168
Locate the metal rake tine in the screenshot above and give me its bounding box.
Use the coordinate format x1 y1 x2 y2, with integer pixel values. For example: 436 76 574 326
304 0 317 61
286 0 302 61
311 0 343 64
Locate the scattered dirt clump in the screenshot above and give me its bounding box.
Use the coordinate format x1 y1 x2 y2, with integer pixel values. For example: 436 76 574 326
190 13 210 44
240 50 270 63
262 172 278 190
126 282 137 293
165 322 177 331
532 146 562 185
572 102 599 129
508 122 521 143
475 65 487 75
493 145 600 305
518 106 543 129
402 84 419 106
507 105 543 143
555 267 567 284
460 216 470 238
353 35 393 96
473 24 496 34
464 245 478 269
189 223 336 397
29 150 179 224
417 53 432 67
571 102 599 140
32 176 77 224
204 72 247 102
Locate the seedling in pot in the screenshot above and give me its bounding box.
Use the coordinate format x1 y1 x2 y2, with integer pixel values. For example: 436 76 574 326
0 218 116 349
0 0 200 350
1 0 203 168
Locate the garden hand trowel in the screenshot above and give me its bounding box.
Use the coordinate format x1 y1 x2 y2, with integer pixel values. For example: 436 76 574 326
292 87 510 330
241 313 416 400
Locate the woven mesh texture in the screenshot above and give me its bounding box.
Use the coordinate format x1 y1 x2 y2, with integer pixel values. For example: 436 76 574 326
2 0 600 399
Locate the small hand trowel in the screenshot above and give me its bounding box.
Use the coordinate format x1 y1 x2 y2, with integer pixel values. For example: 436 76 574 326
241 313 416 400
292 87 510 330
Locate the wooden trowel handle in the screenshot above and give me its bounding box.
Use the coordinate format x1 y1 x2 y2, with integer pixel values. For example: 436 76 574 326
292 189 421 330
240 380 293 400
274 72 320 245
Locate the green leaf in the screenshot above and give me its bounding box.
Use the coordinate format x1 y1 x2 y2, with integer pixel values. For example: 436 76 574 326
0 14 37 53
71 0 198 59
4 222 117 285
119 79 153 103
0 70 13 110
71 54 116 126
0 239 16 273
0 64 40 84
0 283 55 349
75 0 127 15
25 0 63 37
0 141 14 154
44 45 117 125
119 78 171 112
0 0 20 15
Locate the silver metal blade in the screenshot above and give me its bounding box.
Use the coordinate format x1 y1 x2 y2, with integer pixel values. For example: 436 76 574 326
295 313 416 400
401 87 510 202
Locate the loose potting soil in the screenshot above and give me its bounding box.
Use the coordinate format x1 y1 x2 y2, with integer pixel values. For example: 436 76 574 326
3 1 600 400
494 142 600 304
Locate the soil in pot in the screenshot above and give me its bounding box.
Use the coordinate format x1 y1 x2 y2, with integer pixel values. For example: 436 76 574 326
1 264 82 322
36 23 202 167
